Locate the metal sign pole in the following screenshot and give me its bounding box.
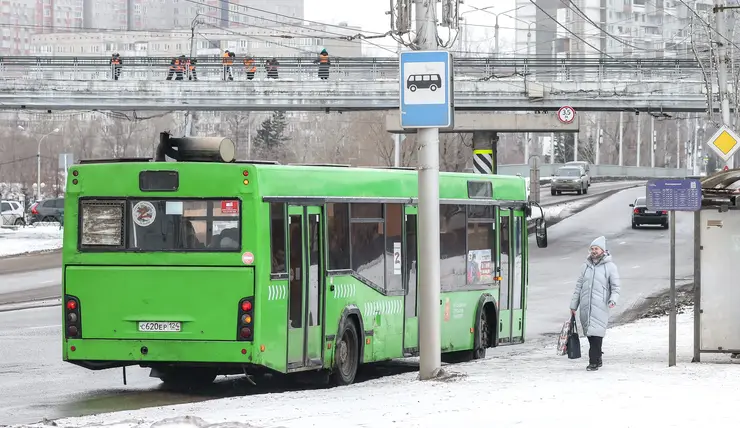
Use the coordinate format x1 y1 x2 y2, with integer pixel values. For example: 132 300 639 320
646 178 702 367
669 210 677 367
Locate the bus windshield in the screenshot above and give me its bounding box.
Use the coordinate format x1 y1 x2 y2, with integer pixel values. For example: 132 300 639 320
79 198 241 251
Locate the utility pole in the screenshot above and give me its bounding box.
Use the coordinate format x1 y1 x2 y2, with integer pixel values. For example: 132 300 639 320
595 120 601 165
618 112 624 166
714 0 735 169
636 113 641 166
676 118 681 169
415 0 442 381
693 115 700 175
651 116 656 168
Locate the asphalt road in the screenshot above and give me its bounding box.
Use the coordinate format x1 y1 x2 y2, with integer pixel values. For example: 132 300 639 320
0 181 649 425
526 185 694 338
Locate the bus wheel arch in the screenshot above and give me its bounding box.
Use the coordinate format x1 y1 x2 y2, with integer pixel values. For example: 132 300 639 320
331 306 364 386
473 294 499 359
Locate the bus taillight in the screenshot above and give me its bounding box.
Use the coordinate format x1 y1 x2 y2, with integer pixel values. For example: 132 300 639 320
237 297 254 341
65 295 82 339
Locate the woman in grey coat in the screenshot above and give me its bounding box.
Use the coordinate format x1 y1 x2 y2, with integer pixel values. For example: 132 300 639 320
569 235 621 371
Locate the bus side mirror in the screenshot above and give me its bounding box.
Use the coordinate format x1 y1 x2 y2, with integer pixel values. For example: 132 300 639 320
535 218 548 248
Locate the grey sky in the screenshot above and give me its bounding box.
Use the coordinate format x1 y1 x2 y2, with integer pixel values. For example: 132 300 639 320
304 0 519 56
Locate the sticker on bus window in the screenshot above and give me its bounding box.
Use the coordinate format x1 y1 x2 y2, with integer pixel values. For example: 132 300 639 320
242 251 254 264
165 201 183 215
132 201 156 227
221 200 239 214
393 242 402 275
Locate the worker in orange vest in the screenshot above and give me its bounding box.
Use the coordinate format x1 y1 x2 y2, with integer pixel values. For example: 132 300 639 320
223 50 234 81
110 53 122 80
186 57 198 80
315 49 330 80
166 57 184 80
243 55 256 80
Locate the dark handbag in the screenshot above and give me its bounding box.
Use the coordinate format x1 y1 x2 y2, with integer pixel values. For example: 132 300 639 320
566 313 581 359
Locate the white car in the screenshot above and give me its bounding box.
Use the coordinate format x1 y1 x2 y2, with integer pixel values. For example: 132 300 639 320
1 200 25 227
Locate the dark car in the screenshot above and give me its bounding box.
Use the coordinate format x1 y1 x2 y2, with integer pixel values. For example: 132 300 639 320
629 196 668 229
28 198 64 224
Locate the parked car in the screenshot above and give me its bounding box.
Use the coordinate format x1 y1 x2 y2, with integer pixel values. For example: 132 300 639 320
564 161 592 187
629 196 668 229
550 166 589 195
1 200 25 226
28 198 64 224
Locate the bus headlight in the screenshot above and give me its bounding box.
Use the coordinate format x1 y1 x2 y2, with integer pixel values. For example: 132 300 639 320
80 201 125 247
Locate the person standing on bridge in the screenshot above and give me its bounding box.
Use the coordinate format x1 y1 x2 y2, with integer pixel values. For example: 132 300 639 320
315 48 330 80
110 53 122 80
222 50 234 81
569 235 621 371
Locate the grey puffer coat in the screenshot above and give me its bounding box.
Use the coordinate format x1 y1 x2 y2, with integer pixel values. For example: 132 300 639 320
569 252 621 337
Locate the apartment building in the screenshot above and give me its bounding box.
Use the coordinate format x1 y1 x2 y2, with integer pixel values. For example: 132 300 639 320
514 0 714 59
0 0 83 55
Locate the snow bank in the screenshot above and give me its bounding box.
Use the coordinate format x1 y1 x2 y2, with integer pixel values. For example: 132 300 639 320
0 225 63 257
27 312 740 428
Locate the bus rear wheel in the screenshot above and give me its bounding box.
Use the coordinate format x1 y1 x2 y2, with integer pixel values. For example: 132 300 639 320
473 310 491 359
331 320 359 386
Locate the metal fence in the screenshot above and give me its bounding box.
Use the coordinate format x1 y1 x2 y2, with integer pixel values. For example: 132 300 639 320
0 55 712 83
497 164 688 179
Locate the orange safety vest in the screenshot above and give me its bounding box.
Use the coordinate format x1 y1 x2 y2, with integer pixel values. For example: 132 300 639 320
319 53 329 64
244 58 256 72
111 58 120 65
223 53 233 65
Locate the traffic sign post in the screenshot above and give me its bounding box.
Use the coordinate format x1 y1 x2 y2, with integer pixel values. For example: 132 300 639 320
399 50 454 129
557 106 576 124
646 178 702 367
706 125 740 167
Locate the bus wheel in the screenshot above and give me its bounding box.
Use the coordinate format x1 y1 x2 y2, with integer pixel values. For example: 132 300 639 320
331 320 359 386
473 310 491 360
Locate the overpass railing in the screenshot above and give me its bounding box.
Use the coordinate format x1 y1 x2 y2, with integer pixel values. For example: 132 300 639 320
0 55 711 82
497 164 687 179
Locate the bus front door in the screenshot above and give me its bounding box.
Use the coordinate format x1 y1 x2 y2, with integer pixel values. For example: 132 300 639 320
287 205 324 371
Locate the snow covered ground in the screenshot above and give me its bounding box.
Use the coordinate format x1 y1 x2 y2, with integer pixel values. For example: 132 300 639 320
0 225 63 257
24 312 740 428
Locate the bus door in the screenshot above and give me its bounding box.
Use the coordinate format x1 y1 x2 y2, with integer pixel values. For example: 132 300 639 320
286 205 324 370
402 205 418 353
510 210 525 343
497 209 512 344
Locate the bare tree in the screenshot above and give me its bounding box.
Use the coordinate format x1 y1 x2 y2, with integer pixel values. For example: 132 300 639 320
220 112 255 159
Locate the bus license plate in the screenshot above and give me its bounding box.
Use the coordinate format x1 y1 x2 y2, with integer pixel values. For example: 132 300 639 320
138 321 181 332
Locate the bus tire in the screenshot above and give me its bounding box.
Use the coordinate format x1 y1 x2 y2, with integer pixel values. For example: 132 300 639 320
473 299 498 360
331 318 360 386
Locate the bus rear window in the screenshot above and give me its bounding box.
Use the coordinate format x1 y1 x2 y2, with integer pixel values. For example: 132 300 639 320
79 198 241 252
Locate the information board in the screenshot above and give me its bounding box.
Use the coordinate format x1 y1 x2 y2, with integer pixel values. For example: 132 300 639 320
646 178 702 211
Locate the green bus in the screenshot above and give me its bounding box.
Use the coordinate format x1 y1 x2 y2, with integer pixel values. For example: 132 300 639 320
62 134 548 387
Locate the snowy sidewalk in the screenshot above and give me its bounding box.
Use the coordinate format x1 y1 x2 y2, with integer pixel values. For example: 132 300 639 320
0 225 63 258
26 312 740 428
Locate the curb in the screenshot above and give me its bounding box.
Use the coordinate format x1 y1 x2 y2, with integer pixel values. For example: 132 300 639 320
0 298 61 313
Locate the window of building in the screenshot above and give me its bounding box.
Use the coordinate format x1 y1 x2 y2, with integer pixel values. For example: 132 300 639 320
440 204 466 288
270 202 286 274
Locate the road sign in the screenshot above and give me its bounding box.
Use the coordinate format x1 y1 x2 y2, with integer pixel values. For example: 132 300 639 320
58 153 74 169
557 106 575 124
399 50 454 128
646 178 702 211
706 125 740 162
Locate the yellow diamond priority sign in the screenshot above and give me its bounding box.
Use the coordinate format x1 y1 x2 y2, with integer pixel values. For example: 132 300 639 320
706 125 740 161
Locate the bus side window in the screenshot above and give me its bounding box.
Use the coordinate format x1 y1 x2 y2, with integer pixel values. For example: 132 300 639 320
326 203 350 270
270 203 287 274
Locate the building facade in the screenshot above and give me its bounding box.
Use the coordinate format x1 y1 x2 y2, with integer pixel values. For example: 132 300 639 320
514 0 714 59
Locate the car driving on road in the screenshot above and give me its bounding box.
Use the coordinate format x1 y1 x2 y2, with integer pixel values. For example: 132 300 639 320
629 196 668 229
564 161 591 187
550 166 589 195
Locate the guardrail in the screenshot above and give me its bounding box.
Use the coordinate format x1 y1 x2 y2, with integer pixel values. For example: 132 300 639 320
0 55 711 82
498 164 687 179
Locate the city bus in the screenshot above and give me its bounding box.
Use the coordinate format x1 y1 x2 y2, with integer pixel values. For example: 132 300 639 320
61 134 548 388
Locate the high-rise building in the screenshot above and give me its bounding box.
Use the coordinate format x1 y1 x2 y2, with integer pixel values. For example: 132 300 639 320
0 0 84 55
514 0 714 59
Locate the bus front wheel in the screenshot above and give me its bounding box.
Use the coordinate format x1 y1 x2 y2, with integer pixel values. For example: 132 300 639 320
331 319 359 386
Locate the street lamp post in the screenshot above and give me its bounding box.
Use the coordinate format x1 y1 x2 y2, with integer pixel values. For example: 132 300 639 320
18 126 60 201
461 4 525 57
